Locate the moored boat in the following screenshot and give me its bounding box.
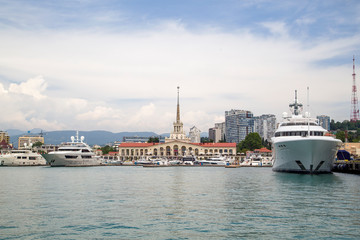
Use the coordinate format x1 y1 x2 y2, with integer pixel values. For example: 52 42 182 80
271 91 342 174
0 149 47 166
42 131 104 167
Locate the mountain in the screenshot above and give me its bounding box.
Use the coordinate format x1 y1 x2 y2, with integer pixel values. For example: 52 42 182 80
6 129 208 148
8 130 161 148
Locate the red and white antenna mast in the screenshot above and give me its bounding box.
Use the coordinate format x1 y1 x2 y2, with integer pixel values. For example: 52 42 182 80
351 55 359 122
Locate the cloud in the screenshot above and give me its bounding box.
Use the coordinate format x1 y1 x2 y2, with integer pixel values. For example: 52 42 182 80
0 15 359 133
8 75 47 99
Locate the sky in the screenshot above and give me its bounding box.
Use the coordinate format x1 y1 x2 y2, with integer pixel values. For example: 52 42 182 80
0 0 360 134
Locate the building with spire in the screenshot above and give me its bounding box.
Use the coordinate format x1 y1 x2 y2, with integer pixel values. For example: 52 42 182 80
166 86 190 143
118 87 236 161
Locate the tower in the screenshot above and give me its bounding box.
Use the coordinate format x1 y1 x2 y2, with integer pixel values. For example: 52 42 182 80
165 86 190 143
351 56 359 122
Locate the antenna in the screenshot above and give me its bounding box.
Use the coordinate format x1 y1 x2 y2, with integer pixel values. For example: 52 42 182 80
351 55 359 122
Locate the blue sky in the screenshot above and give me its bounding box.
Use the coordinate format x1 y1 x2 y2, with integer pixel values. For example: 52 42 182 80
0 0 359 133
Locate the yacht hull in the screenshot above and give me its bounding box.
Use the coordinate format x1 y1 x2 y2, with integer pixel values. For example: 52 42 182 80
42 154 104 167
272 137 341 174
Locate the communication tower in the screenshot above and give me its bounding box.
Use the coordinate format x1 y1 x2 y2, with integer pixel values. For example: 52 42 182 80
351 56 359 122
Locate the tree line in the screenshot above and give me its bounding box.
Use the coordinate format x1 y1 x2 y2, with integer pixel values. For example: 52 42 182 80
331 119 360 142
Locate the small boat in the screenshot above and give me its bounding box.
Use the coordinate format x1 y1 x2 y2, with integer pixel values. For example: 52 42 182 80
196 155 230 166
135 157 153 165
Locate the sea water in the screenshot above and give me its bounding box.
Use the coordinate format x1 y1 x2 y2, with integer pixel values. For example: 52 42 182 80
0 166 359 239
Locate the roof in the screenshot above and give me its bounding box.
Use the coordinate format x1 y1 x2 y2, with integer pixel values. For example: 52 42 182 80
118 142 236 148
254 147 272 153
118 142 159 147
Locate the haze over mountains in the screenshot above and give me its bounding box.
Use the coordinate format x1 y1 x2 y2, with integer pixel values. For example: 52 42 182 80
6 129 208 148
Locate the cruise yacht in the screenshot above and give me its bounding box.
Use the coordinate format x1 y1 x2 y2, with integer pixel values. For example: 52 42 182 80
42 132 104 167
0 149 47 166
271 91 342 174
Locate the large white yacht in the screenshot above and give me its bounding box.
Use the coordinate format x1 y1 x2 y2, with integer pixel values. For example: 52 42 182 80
272 91 342 174
0 149 47 166
42 131 104 167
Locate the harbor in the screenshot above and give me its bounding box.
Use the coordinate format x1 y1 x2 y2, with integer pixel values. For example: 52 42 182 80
1 166 359 239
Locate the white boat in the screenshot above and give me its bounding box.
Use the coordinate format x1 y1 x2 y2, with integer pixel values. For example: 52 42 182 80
152 157 169 166
135 157 153 165
0 149 47 166
42 132 104 167
196 155 229 166
271 91 342 174
169 159 181 165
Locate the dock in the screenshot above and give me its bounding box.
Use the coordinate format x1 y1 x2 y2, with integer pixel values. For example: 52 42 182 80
332 160 360 174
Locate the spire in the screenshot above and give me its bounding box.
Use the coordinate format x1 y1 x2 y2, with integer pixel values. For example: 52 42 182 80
176 86 180 123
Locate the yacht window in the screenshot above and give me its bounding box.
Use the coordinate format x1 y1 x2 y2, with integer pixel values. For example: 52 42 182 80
65 155 78 159
81 149 90 153
29 157 36 160
81 155 92 159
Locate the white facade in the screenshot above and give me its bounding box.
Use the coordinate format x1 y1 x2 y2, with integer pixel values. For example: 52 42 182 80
215 122 226 141
253 114 276 142
209 127 222 143
189 126 201 143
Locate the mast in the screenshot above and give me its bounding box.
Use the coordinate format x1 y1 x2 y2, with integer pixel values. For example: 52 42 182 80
289 90 303 116
351 55 359 121
307 87 310 137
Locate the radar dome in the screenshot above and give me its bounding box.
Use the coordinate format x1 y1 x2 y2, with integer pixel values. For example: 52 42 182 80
282 112 288 118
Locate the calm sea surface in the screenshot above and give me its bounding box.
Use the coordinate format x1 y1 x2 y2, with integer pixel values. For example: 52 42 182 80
0 166 359 239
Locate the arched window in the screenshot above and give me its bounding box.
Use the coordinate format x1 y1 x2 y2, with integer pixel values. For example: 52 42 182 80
160 147 164 156
181 146 186 156
174 145 179 156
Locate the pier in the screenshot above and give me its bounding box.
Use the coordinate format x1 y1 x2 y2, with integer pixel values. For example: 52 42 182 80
332 160 360 174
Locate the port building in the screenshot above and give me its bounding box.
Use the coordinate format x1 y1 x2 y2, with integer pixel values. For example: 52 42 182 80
118 87 236 161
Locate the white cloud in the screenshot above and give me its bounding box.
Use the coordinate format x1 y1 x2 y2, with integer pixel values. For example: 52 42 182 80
8 75 47 99
0 20 358 133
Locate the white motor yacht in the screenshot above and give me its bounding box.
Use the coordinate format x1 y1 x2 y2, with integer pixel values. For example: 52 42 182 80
271 91 342 174
42 131 104 167
0 149 47 166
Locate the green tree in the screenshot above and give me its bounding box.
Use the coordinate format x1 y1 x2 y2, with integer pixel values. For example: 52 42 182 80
201 137 213 143
335 131 346 142
238 132 262 152
101 145 114 155
32 141 43 148
148 137 160 143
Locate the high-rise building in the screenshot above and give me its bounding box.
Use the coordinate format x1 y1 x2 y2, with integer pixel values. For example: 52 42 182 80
253 114 276 142
317 115 331 131
215 122 226 142
209 127 221 143
225 110 254 143
189 126 201 143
